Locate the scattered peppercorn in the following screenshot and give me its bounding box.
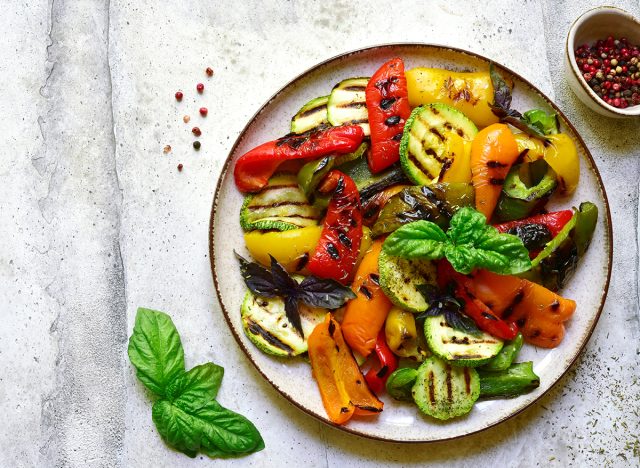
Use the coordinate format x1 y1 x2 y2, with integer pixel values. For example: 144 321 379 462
199 107 208 117
177 163 183 171
575 36 640 108
183 115 190 123
196 83 204 93
175 91 183 101
193 141 201 150
163 145 172 154
192 127 202 136
206 67 214 77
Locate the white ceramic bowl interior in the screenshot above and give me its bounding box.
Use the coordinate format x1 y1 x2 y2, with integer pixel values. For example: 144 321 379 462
565 6 640 118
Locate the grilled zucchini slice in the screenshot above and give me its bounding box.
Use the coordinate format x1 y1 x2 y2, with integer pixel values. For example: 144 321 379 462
378 250 437 313
412 355 480 420
400 103 478 185
240 174 321 231
424 315 503 367
240 289 325 357
327 77 370 136
290 95 329 134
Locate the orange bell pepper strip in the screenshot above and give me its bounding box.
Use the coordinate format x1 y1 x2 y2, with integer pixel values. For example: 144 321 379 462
470 123 519 219
468 269 576 348
341 240 393 357
308 314 383 425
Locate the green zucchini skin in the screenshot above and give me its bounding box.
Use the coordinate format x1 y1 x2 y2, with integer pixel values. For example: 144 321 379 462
290 95 330 134
399 103 478 185
424 315 503 367
478 361 540 398
240 289 324 357
327 77 370 136
240 174 321 231
378 250 437 313
412 355 480 420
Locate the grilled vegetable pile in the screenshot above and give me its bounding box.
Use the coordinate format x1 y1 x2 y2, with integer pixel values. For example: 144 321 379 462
232 58 597 425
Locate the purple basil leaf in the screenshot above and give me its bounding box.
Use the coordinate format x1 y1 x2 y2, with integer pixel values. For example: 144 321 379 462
489 63 548 140
490 62 513 111
235 252 278 297
297 276 356 309
284 296 304 337
445 309 481 335
269 255 298 295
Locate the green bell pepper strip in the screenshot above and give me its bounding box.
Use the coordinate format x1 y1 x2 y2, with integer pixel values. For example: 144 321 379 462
478 361 540 398
494 162 557 222
481 333 524 372
385 368 418 402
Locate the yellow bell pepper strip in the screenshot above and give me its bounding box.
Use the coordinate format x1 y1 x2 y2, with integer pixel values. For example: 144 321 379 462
537 134 580 195
467 269 576 348
384 307 424 360
243 226 323 273
439 132 472 183
470 123 520 219
515 133 580 195
308 314 384 425
341 240 392 357
513 133 545 161
406 67 499 128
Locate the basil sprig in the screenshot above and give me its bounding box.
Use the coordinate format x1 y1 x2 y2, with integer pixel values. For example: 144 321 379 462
383 207 531 275
128 308 264 459
415 284 480 335
489 63 549 140
236 253 356 336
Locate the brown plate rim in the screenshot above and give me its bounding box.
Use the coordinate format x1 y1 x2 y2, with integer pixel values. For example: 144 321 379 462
208 43 613 443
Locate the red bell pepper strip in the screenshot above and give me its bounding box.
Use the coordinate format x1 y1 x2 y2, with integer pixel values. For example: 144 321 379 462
437 260 518 341
493 210 573 238
307 170 362 284
364 330 399 395
365 58 412 173
233 125 364 193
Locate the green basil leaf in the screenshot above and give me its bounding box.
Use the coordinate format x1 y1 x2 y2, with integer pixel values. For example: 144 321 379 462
473 228 532 274
152 398 265 458
444 244 476 275
167 363 225 410
447 206 487 245
152 400 200 457
128 308 185 397
383 220 449 260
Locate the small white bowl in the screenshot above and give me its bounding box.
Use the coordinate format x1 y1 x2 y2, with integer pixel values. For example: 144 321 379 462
565 6 640 118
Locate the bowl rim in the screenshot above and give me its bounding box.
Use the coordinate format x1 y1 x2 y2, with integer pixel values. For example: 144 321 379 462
209 42 614 443
566 5 640 116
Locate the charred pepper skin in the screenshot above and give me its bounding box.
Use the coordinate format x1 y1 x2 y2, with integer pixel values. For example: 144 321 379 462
365 58 412 173
307 171 363 284
233 125 364 193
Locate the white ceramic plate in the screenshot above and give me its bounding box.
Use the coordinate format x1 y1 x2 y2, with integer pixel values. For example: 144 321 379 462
210 44 612 442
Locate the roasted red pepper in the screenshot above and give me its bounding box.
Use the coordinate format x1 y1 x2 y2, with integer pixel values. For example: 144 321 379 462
233 125 364 193
365 58 412 173
493 210 573 238
437 260 518 341
364 330 399 394
307 170 362 284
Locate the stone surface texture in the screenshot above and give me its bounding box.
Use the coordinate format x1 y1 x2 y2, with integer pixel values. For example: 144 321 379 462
0 0 638 466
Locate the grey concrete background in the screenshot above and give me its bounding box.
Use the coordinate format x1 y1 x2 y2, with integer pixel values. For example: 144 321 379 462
1 0 639 466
